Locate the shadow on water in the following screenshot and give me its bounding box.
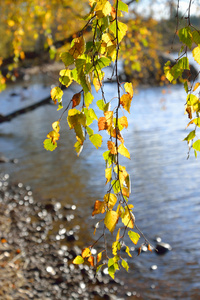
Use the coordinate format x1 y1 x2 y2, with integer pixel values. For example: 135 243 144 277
0 79 200 299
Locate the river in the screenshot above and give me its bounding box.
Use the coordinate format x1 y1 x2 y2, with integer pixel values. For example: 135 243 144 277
0 73 200 299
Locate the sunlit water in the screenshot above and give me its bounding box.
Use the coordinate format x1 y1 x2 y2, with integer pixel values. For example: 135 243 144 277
0 74 200 299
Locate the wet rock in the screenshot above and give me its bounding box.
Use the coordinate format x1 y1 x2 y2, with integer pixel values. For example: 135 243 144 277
155 242 172 255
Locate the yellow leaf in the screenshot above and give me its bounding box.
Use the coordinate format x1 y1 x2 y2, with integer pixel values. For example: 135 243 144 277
52 121 60 133
105 167 112 184
128 231 140 245
92 200 105 216
93 77 102 92
120 93 132 113
97 252 102 263
50 87 63 104
124 82 133 98
121 208 134 228
192 46 200 65
104 211 119 234
104 193 117 210
193 82 200 92
116 228 120 241
73 255 84 264
82 247 91 258
47 130 60 144
118 143 130 159
96 0 112 18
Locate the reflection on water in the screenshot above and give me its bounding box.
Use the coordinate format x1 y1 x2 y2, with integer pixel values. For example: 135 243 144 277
0 80 200 299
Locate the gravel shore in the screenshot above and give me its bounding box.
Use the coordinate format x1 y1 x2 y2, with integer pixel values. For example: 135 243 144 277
0 173 123 300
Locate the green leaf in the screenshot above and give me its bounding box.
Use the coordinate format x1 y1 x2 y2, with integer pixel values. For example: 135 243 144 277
96 99 110 112
193 139 200 151
60 52 74 67
184 81 188 93
96 57 111 69
89 134 103 149
103 150 115 167
193 118 200 127
111 179 121 194
86 126 94 137
118 0 128 12
108 265 115 279
192 30 200 45
121 259 129 272
43 139 57 151
178 27 192 49
96 264 104 274
128 231 140 245
73 255 84 264
184 130 195 142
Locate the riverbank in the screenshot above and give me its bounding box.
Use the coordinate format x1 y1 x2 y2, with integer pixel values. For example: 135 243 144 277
0 173 129 300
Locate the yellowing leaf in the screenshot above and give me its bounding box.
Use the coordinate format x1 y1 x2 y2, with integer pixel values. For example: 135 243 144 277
73 255 84 264
98 116 107 131
124 82 133 98
128 231 140 245
121 259 129 272
72 92 81 108
82 247 91 258
92 200 105 216
193 82 200 92
104 111 113 130
192 46 200 65
104 211 119 233
120 93 132 113
74 140 83 156
107 141 117 154
69 36 85 59
118 143 130 159
118 116 128 129
50 87 63 104
89 134 103 149
104 193 117 210
43 139 57 151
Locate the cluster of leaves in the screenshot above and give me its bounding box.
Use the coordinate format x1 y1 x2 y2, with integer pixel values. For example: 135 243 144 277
44 0 153 278
0 0 88 91
164 23 200 157
121 17 163 86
